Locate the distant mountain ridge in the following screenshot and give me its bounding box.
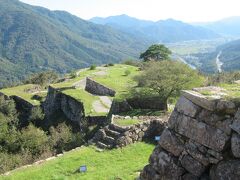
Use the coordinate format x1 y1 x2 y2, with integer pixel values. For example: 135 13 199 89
0 1 150 87
90 14 220 43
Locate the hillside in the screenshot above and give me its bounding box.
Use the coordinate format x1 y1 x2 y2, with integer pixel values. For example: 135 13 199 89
0 1 150 88
182 39 240 73
90 15 220 43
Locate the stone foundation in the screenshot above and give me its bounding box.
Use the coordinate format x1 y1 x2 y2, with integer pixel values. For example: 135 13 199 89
140 90 240 180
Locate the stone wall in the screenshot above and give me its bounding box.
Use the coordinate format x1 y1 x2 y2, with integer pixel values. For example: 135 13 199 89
116 120 167 147
85 77 116 97
92 118 167 149
44 86 108 129
140 90 240 180
44 86 85 128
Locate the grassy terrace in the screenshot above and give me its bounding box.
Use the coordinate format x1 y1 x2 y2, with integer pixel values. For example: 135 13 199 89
0 64 140 116
92 65 139 99
52 64 139 116
0 84 46 105
1 142 154 180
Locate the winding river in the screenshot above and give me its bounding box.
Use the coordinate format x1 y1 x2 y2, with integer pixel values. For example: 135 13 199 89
216 51 223 73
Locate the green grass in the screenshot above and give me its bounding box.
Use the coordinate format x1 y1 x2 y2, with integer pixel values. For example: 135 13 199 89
219 83 240 99
1 142 154 180
63 88 110 116
0 84 42 105
119 109 166 116
114 118 140 126
93 65 139 100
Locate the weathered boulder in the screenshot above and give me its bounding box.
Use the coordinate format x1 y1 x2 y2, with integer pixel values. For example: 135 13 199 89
175 96 201 118
210 160 240 180
231 133 240 158
180 154 206 177
182 173 199 180
159 128 184 156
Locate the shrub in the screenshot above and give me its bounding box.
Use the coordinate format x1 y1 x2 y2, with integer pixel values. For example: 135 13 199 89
124 69 131 76
90 65 96 70
49 123 73 152
25 71 59 87
28 107 45 125
20 124 49 156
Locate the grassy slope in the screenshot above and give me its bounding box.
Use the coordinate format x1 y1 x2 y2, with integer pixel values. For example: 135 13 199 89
1 142 154 180
0 84 42 105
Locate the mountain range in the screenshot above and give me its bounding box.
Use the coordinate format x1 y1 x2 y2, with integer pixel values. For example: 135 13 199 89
90 15 220 43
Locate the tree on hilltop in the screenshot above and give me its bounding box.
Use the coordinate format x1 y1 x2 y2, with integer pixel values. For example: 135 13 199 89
140 44 172 61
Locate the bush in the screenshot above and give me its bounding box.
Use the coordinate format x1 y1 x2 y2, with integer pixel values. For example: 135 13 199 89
20 124 49 156
124 69 131 76
49 123 73 152
70 71 78 79
28 107 44 125
90 65 96 70
25 71 59 87
0 96 17 116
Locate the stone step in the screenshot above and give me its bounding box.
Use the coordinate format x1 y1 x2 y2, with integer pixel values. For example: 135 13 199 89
96 141 111 149
104 128 121 138
103 135 116 145
109 124 127 133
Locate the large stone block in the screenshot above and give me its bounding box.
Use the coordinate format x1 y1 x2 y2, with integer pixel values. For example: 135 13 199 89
180 154 206 177
159 128 184 157
231 133 240 158
172 113 229 152
185 142 209 166
216 100 236 115
210 160 240 180
182 90 217 111
175 96 201 118
149 147 185 179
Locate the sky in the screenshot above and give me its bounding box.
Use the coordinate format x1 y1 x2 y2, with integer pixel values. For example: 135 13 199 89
20 0 240 23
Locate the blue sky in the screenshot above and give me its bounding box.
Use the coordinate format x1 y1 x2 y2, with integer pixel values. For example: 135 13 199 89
20 0 240 22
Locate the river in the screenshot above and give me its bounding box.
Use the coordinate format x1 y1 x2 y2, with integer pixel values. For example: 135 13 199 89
216 51 223 73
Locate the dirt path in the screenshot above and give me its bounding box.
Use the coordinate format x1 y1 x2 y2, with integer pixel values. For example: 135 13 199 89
92 100 109 113
99 96 112 108
72 78 86 89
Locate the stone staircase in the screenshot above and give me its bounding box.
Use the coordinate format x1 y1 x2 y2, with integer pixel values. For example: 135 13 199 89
95 124 128 149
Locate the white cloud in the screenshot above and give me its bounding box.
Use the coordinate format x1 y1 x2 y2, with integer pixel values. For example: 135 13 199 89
20 0 240 22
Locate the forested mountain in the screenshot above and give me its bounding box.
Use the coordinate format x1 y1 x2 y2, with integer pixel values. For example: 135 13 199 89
90 15 220 43
0 0 151 87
